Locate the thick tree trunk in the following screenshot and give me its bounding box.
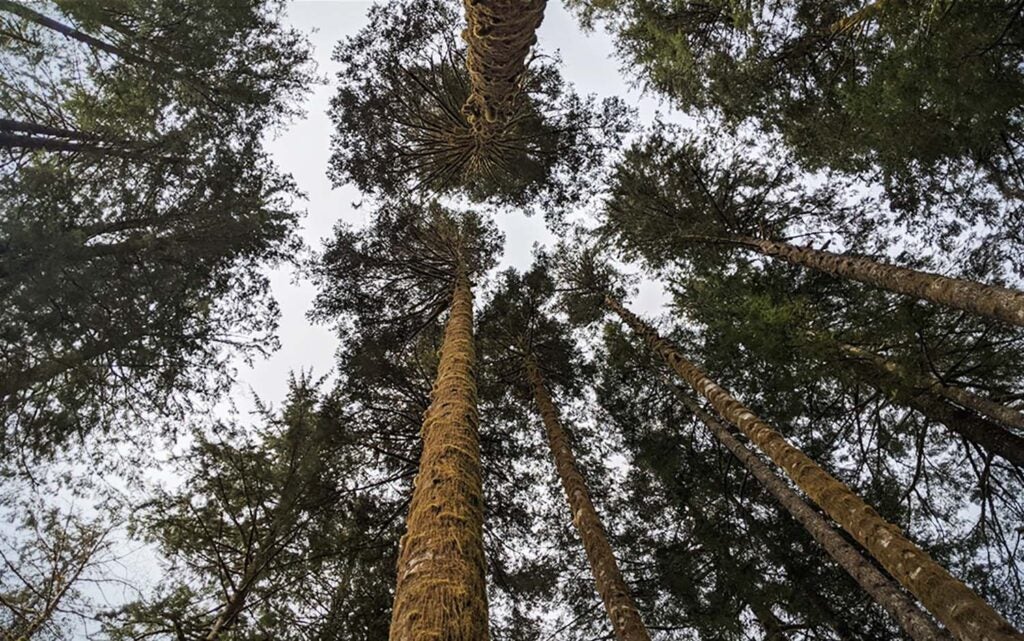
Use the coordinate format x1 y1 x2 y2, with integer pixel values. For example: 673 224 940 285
671 388 953 641
524 356 651 641
733 235 1024 328
461 0 546 130
390 268 489 641
605 294 1023 641
831 342 1024 467
834 341 1024 433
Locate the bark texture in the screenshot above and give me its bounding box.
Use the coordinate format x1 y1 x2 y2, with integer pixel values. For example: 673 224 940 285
672 387 953 641
524 356 651 641
735 235 1024 328
461 0 546 131
390 270 489 641
835 342 1024 433
606 294 1023 641
833 342 1024 467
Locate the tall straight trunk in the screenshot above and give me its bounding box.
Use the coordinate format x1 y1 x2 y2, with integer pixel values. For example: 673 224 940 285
670 387 953 641
390 268 489 641
461 0 546 128
834 341 1024 433
605 295 1023 641
830 342 1024 467
523 356 651 641
724 235 1024 328
0 118 156 158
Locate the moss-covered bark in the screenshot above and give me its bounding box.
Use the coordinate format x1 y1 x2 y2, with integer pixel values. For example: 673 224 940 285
524 356 651 641
672 388 953 641
461 0 546 134
834 341 1024 434
732 235 1024 328
390 269 489 641
606 295 1023 641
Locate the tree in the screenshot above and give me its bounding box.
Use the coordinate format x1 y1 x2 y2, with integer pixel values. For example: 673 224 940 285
0 0 314 462
102 376 392 641
329 0 628 211
477 261 652 641
312 202 502 641
568 0 1024 215
603 126 1024 327
461 0 547 130
601 292 1022 641
0 506 115 641
594 323 913 640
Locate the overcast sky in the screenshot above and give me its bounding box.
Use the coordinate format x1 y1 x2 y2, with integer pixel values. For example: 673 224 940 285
239 0 677 410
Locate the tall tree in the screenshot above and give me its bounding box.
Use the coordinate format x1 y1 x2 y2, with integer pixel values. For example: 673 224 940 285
478 262 652 641
603 127 1024 327
600 291 1023 641
461 0 547 132
568 0 1024 216
312 202 502 641
0 0 313 461
103 376 389 641
329 0 628 211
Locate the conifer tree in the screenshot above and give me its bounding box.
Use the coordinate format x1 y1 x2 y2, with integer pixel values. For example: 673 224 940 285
103 377 380 641
312 202 502 641
0 0 313 460
601 293 1023 641
604 127 1024 327
329 0 627 211
478 261 651 641
569 0 1024 214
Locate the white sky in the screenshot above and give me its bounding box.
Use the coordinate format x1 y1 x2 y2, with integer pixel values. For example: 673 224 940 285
240 0 676 409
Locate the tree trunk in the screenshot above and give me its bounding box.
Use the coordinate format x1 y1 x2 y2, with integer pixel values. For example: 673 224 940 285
461 0 546 130
830 342 1024 467
671 387 953 641
389 268 489 641
524 356 651 641
605 294 1022 641
731 235 1024 328
0 0 147 64
834 341 1024 433
0 118 155 158
829 0 886 35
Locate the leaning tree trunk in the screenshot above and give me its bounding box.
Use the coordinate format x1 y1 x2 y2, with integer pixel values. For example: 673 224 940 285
461 0 546 131
728 235 1024 328
605 295 1023 641
0 0 147 63
833 341 1024 433
670 387 953 641
523 356 651 641
390 268 489 641
828 341 1024 467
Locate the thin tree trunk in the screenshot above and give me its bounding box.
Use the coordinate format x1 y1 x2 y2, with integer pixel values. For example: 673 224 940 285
834 341 1024 433
0 118 157 158
730 235 1024 328
0 0 147 64
831 342 1024 467
461 0 546 130
523 356 651 641
605 294 1023 641
390 267 489 641
670 387 953 641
